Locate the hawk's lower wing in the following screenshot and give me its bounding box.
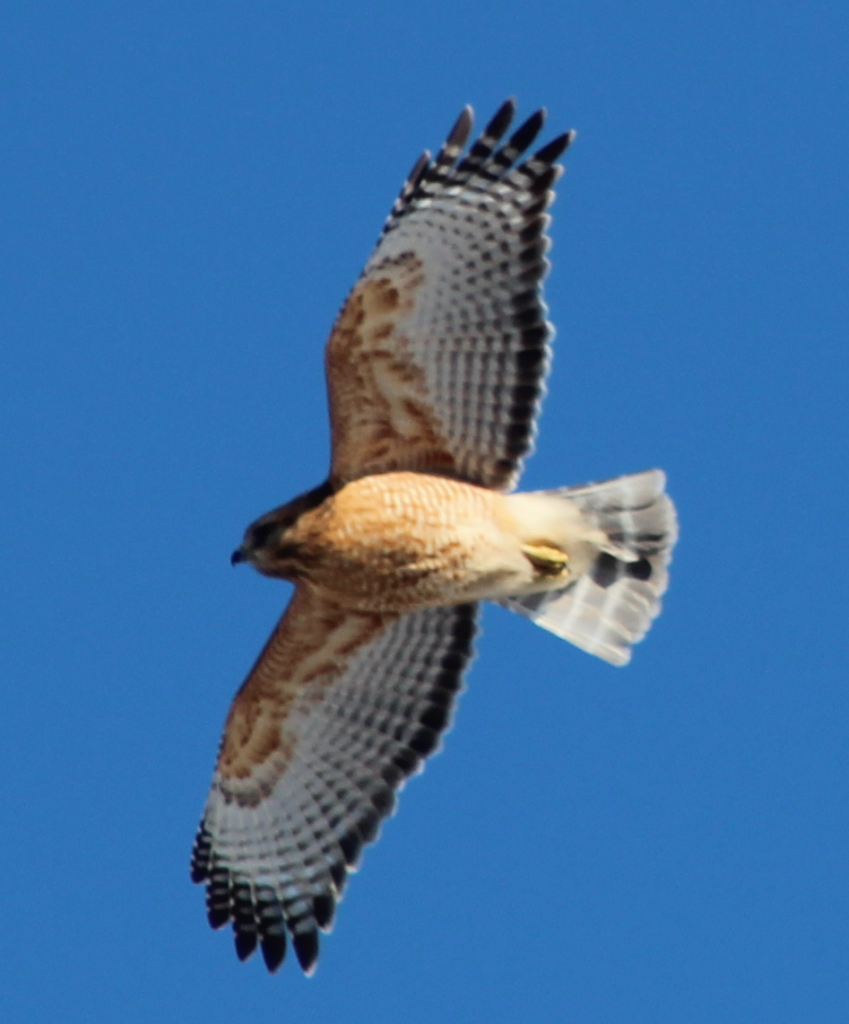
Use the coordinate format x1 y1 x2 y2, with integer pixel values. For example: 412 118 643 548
191 585 478 974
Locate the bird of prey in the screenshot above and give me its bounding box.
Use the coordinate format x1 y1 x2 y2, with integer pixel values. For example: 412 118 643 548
191 99 678 975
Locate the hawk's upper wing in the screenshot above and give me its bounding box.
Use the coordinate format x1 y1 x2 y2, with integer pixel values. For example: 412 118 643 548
191 585 477 975
326 100 574 492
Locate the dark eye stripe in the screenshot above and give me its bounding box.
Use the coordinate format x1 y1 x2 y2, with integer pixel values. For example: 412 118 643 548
250 522 278 549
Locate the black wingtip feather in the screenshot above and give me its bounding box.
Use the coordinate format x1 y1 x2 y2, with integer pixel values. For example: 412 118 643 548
408 726 439 756
313 894 336 930
512 287 539 310
260 933 287 973
292 929 320 974
338 829 363 866
439 650 466 673
207 906 230 930
484 97 516 138
356 807 381 843
504 436 532 458
425 685 453 708
370 785 396 815
507 109 546 156
329 859 348 892
234 928 258 962
516 347 547 371
391 747 421 776
513 306 542 328
512 382 541 404
520 324 548 347
419 703 450 731
533 130 575 166
519 241 548 265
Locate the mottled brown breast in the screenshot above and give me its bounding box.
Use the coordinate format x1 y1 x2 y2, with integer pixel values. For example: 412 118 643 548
285 471 514 612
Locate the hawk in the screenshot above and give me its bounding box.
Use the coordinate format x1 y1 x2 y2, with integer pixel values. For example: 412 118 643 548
191 100 678 975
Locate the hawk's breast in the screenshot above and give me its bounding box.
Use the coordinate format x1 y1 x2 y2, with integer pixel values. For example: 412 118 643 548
286 472 528 611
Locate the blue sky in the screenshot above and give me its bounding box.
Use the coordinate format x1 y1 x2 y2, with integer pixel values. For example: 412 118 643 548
2 2 847 1021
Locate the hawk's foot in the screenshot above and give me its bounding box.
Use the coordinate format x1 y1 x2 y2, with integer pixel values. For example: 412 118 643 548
521 543 570 578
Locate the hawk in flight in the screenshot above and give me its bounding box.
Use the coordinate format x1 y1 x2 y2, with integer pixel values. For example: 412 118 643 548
191 99 678 975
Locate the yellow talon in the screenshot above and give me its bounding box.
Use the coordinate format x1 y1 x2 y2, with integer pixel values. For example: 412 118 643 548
521 543 570 577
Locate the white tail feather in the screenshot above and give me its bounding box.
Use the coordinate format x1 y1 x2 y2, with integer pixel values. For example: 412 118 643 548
499 470 677 666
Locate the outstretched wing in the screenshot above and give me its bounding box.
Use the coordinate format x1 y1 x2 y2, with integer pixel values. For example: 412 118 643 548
326 99 574 493
191 586 477 975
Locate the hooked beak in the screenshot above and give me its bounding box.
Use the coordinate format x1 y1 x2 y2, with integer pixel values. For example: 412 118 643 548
230 547 246 566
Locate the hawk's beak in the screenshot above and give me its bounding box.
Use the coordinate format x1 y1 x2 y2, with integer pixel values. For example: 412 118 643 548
230 547 246 566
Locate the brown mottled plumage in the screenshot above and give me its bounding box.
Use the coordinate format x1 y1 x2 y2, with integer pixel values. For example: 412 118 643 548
191 100 678 976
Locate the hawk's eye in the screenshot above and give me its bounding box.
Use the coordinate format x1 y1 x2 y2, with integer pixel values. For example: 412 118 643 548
250 522 278 549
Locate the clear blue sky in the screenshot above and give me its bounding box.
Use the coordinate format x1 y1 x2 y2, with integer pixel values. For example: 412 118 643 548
2 3 847 1021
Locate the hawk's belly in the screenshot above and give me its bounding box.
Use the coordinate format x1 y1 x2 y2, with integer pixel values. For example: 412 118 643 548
287 472 533 612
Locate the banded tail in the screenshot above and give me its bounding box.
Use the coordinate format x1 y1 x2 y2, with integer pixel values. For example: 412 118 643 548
500 469 678 666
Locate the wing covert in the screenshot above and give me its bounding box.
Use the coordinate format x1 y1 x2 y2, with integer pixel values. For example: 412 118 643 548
191 589 477 974
326 99 574 492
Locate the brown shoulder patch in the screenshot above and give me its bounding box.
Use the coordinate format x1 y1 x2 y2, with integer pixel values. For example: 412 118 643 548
215 587 393 796
326 254 459 483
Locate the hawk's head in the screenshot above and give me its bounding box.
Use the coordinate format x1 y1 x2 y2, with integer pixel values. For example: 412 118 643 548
231 480 333 579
